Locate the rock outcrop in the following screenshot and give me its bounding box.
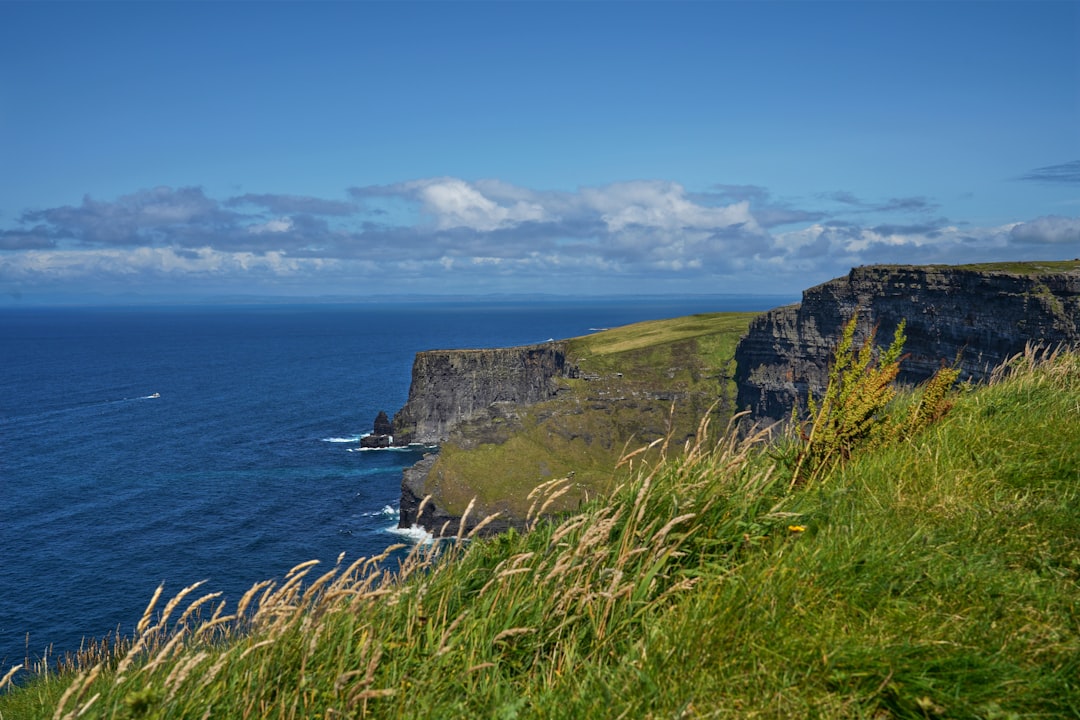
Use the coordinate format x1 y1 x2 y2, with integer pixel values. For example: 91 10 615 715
360 411 394 448
734 263 1080 423
389 317 753 536
392 341 580 533
389 262 1080 538
392 342 576 446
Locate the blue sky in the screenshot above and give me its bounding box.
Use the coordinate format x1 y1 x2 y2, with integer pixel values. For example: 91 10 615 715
1 1 1078 304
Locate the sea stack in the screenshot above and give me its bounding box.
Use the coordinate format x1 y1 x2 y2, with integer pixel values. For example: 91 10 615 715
360 411 394 448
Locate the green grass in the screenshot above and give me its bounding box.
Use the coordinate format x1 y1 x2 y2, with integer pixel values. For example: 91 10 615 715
415 311 758 519
862 259 1080 275
952 259 1080 274
3 349 1078 719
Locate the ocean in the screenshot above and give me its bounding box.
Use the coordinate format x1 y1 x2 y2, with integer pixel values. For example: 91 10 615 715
0 297 787 671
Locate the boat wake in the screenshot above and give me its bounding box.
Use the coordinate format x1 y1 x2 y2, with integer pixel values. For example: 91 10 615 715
1 392 162 426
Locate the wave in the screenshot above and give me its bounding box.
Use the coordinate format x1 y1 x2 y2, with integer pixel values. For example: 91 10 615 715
359 505 398 518
385 523 435 545
346 445 419 453
321 435 363 443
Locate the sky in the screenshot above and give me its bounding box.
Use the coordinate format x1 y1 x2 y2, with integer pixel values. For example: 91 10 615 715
1 1 1078 305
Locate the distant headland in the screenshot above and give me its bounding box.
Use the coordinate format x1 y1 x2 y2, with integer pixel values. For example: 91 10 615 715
374 260 1079 536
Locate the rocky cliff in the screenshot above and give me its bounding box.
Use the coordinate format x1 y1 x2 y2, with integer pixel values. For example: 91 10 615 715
734 262 1080 422
393 313 757 535
392 341 580 534
392 342 576 446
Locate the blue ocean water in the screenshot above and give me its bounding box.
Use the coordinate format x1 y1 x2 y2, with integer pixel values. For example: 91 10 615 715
0 297 787 671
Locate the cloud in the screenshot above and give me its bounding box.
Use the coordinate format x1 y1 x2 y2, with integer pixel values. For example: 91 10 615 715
0 226 60 250
346 178 770 273
0 246 326 281
819 191 940 214
226 193 357 216
1009 215 1080 244
1 178 1074 299
248 217 294 235
1016 160 1080 184
695 185 826 228
20 186 239 246
773 220 1018 268
870 218 949 238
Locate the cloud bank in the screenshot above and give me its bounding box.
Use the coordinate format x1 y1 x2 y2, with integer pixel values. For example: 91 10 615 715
2 175 1077 300
1017 160 1080 184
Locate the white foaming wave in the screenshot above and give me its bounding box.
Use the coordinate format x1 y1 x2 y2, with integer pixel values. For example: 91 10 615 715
321 435 362 443
346 445 417 453
360 505 398 518
386 523 435 545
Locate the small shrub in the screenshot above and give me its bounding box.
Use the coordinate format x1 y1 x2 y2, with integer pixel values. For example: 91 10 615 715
790 315 961 487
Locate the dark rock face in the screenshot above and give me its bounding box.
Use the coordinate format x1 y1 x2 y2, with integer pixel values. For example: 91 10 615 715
393 341 578 533
734 265 1080 423
392 342 576 446
373 410 393 436
360 411 394 448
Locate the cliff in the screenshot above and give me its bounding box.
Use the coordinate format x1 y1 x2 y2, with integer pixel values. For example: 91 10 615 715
734 261 1080 422
391 342 576 446
395 313 758 535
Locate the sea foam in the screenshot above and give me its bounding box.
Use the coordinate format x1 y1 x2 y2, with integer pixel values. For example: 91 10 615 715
386 523 435 545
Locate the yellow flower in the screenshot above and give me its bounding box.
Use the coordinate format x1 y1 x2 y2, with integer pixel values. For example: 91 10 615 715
788 525 807 533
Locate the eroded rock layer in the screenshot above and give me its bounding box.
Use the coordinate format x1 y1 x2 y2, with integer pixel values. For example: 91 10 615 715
391 342 576 445
733 264 1080 422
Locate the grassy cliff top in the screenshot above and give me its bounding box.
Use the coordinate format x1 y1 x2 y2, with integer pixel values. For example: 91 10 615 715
567 311 755 357
5 348 1077 718
857 258 1080 275
420 311 759 520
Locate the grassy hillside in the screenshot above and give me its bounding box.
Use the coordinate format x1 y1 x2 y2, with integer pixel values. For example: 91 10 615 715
3 347 1077 718
418 311 758 521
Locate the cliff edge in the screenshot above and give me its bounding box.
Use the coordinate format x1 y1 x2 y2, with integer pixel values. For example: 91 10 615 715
392 342 576 446
734 261 1080 423
394 313 758 535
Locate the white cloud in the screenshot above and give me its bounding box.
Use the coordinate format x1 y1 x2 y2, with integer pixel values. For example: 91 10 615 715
403 177 547 231
581 181 758 233
1010 215 1080 245
0 246 319 280
248 217 294 234
3 179 1076 299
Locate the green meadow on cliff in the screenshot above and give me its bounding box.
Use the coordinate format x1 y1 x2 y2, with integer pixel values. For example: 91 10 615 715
2 330 1079 718
412 311 759 524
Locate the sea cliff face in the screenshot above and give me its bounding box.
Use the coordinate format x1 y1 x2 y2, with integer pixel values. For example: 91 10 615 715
734 263 1080 422
393 314 756 535
392 262 1080 537
392 342 576 446
392 342 579 533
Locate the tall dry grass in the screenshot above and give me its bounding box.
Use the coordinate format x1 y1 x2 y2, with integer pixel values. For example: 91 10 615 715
5 411 786 718
3 346 1076 718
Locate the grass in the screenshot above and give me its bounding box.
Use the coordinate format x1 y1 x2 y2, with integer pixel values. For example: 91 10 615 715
857 259 1080 275
414 311 758 520
2 348 1078 718
950 259 1080 275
